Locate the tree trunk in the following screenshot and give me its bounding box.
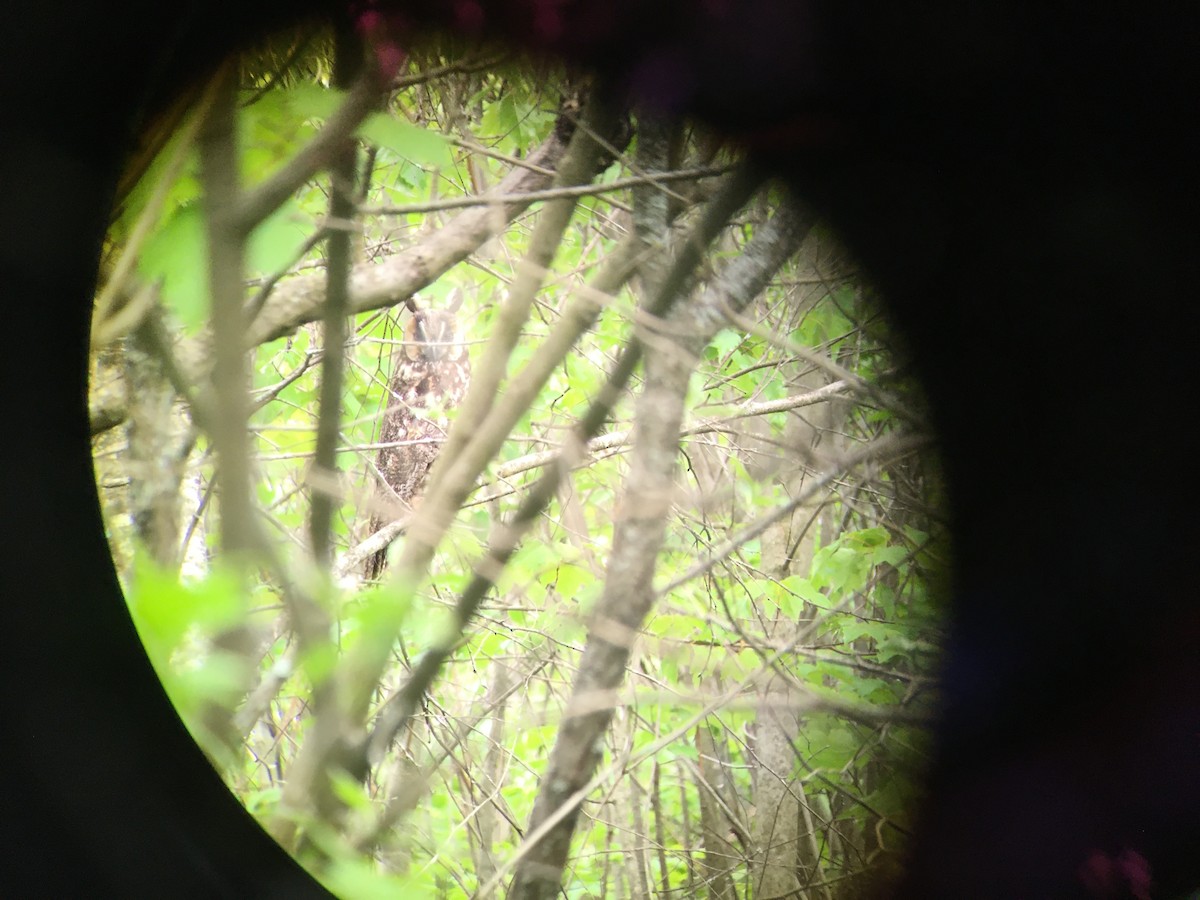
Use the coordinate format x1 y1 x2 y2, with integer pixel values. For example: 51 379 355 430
695 723 740 900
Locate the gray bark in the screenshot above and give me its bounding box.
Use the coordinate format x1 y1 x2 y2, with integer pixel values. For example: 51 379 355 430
508 200 814 899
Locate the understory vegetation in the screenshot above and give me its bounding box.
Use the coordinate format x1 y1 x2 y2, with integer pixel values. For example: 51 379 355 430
91 27 946 899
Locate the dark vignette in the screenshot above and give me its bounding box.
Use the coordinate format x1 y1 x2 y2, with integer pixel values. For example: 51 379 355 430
1 2 1197 897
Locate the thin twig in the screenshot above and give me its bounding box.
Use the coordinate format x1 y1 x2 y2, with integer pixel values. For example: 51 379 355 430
362 165 764 775
359 166 729 217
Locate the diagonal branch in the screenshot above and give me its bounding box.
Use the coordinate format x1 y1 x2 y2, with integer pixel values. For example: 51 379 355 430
357 170 764 778
509 187 805 900
478 380 854 487
243 127 574 349
232 67 384 235
357 164 729 216
167 124 577 394
275 96 629 826
308 25 362 571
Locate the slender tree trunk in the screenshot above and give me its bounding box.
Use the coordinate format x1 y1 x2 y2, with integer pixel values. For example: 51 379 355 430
695 724 740 900
509 197 812 898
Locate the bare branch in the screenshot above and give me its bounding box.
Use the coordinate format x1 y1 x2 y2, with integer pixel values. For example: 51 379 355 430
233 68 383 235
358 169 765 780
199 63 254 558
89 400 127 436
309 27 361 570
335 514 409 579
358 165 729 216
510 181 799 899
427 93 623 490
720 301 924 426
278 94 635 811
93 81 217 347
658 431 931 599
242 126 573 349
478 381 854 487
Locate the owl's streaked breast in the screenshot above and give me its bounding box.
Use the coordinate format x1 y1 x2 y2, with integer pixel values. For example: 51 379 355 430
363 305 471 579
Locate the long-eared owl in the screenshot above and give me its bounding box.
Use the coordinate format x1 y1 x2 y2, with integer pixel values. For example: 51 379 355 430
364 294 469 579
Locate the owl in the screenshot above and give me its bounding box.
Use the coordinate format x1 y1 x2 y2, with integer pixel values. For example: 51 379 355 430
364 294 470 579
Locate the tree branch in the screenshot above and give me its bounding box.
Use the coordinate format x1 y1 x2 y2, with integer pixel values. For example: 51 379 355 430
277 93 633 818
480 381 854 487
358 165 729 216
241 125 573 350
232 67 383 235
200 63 254 558
426 93 623 492
658 431 931 600
356 169 763 779
510 175 799 900
309 26 362 570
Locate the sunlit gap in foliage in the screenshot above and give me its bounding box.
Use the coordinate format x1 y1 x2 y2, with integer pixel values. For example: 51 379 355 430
89 26 947 899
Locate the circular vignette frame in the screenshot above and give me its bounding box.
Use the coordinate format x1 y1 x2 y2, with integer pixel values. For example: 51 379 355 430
2 2 1199 897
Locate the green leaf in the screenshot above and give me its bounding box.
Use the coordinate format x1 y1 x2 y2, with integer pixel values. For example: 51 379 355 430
138 203 207 330
550 562 590 600
359 113 454 169
498 95 522 141
838 619 889 645
813 543 872 595
243 786 282 816
481 94 524 149
172 651 250 711
346 584 414 648
877 630 921 664
647 614 700 641
475 630 508 660
299 642 339 688
782 575 830 609
904 526 930 546
480 100 504 144
671 743 700 763
322 858 423 900
247 197 311 277
330 769 373 813
127 557 248 660
239 90 317 180
856 527 889 547
734 646 762 674
875 583 897 619
873 545 909 567
284 83 344 121
709 329 742 358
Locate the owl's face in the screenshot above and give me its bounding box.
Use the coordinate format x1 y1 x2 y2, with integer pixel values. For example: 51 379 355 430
405 309 463 363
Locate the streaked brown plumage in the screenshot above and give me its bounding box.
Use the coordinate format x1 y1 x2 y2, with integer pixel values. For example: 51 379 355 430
364 298 469 579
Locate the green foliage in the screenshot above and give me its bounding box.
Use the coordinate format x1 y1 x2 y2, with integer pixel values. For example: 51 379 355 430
138 202 207 329
321 859 432 900
128 554 247 668
360 113 453 169
248 198 313 278
94 45 946 900
125 554 261 759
